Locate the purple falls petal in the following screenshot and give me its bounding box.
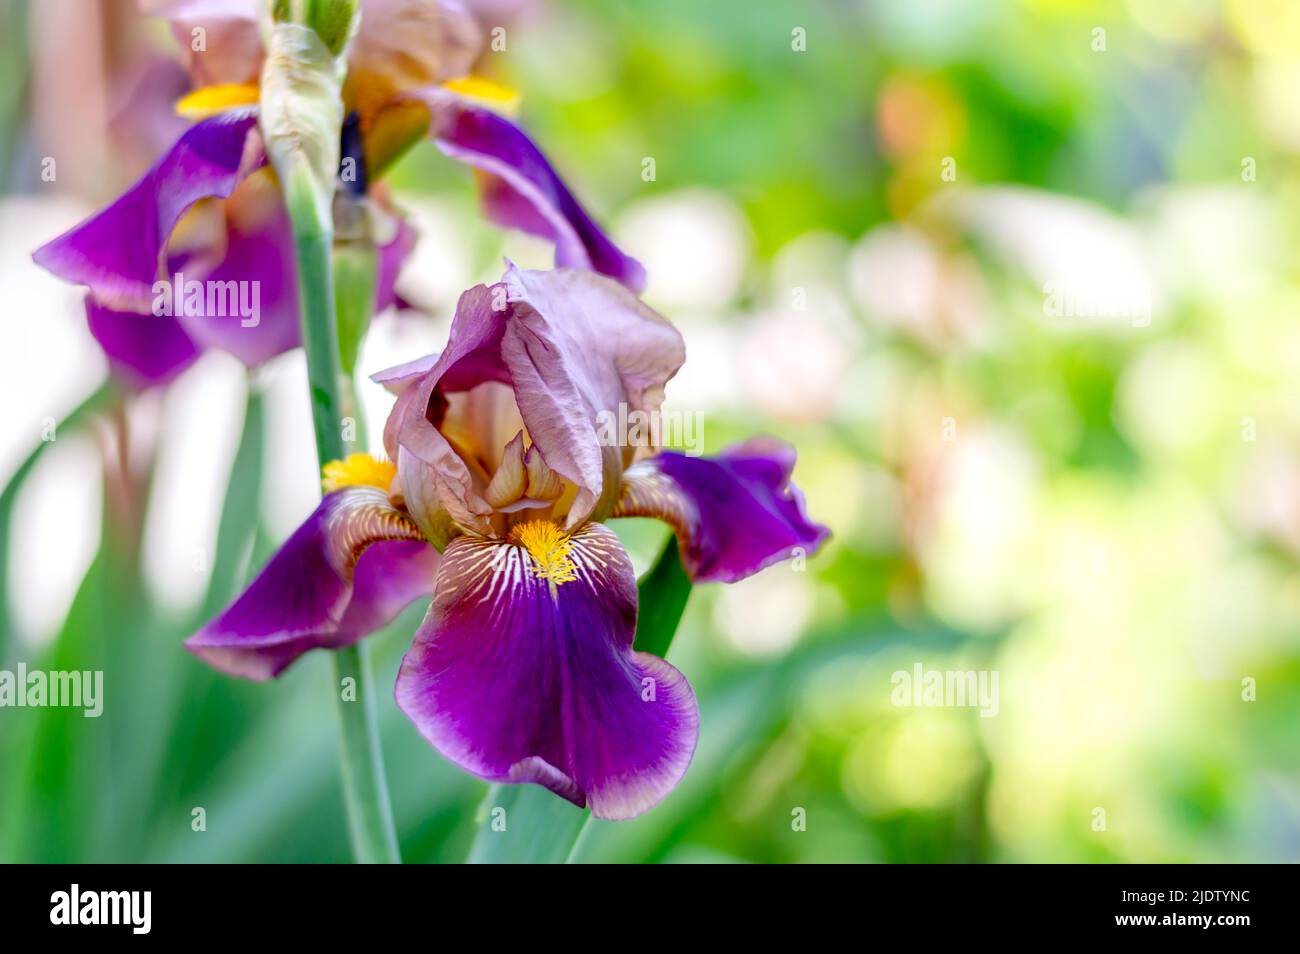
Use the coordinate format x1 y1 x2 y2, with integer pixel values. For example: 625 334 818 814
614 437 831 584
187 486 437 680
170 179 416 370
172 189 301 368
395 522 698 819
33 109 263 313
85 298 201 388
413 88 645 291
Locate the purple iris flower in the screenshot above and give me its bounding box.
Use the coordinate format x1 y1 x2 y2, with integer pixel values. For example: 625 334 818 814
189 264 828 818
32 0 644 387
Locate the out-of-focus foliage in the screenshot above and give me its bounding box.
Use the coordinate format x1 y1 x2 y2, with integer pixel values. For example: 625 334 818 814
2 0 1299 863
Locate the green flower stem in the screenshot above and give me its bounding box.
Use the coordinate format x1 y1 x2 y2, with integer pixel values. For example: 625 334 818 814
331 642 399 863
284 158 400 864
286 164 346 463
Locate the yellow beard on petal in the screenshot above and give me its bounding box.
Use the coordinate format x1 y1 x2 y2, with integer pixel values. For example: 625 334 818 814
440 76 521 115
510 520 578 588
322 453 397 493
175 83 262 120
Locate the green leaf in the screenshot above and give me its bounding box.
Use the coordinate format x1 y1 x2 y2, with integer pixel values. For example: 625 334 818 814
202 387 265 616
0 381 115 663
1 545 112 861
465 781 590 864
128 387 266 853
464 534 693 863
632 537 691 658
1 482 150 862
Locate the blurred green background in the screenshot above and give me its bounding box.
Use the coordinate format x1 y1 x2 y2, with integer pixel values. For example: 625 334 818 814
2 0 1299 863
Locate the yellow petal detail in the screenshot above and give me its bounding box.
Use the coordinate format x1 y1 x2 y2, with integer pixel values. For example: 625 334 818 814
321 453 397 493
510 520 578 588
175 83 262 120
440 75 521 115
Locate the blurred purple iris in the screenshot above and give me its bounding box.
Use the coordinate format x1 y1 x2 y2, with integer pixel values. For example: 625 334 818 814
32 0 643 387
188 264 828 818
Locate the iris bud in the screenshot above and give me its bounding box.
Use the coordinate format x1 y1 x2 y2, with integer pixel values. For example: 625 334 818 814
259 0 359 222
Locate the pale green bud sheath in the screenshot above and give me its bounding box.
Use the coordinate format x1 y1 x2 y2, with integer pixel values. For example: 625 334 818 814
257 0 401 865
271 0 358 57
259 9 352 232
